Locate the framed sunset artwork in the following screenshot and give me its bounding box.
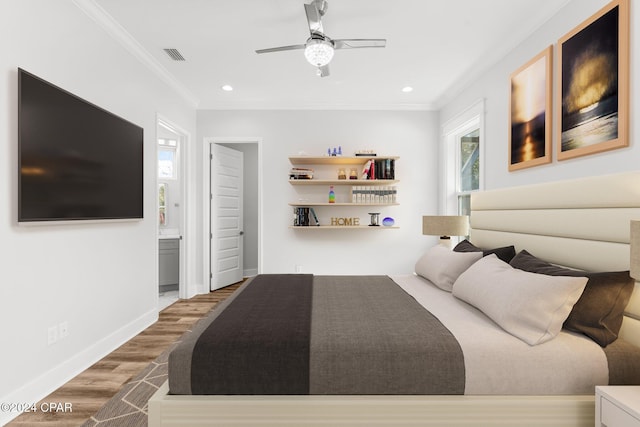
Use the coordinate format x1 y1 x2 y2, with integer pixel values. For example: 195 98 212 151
509 46 552 171
557 0 629 160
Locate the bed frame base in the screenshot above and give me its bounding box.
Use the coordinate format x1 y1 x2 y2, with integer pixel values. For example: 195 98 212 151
149 382 594 427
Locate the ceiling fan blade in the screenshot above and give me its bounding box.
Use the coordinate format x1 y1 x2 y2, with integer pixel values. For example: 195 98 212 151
255 44 306 54
333 39 387 49
304 2 323 35
318 65 330 77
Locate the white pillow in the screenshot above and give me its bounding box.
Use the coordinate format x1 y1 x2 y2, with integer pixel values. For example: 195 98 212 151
415 244 482 292
452 254 588 345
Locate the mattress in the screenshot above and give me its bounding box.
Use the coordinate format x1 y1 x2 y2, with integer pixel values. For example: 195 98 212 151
168 274 640 396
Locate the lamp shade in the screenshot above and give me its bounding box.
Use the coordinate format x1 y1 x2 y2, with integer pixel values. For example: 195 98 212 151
422 215 469 238
304 39 334 67
630 220 640 280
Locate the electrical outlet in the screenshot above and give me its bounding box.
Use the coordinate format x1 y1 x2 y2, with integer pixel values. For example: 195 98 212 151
59 321 69 339
295 265 303 273
47 326 58 345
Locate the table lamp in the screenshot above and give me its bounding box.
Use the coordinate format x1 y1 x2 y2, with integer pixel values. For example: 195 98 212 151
422 215 469 248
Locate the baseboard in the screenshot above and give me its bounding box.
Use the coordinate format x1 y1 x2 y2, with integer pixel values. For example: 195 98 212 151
243 268 258 278
184 280 206 298
0 308 158 426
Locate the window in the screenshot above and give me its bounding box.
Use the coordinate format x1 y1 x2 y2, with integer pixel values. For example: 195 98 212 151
458 128 480 216
442 100 484 217
158 138 178 180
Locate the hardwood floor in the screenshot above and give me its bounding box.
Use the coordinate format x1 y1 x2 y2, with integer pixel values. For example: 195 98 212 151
7 283 242 427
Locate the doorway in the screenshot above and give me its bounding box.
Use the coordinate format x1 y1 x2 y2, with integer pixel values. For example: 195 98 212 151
206 138 262 291
157 117 188 309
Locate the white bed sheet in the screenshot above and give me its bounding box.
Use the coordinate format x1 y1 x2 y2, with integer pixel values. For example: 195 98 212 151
390 273 608 395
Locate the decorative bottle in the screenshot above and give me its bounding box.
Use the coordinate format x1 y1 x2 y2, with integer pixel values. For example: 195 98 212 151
329 185 335 203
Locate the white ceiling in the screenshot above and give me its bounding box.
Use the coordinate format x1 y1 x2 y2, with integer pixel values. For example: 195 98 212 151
92 0 568 110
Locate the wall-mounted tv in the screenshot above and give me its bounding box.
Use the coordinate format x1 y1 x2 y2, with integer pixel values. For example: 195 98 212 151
18 68 144 222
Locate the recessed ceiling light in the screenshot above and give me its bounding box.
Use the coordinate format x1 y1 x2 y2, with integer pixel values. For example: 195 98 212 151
401 86 414 93
221 84 233 92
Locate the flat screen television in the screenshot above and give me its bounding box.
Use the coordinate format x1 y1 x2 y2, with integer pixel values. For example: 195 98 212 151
18 68 144 222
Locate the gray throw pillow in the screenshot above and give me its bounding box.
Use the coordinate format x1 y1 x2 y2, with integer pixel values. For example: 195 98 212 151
509 250 634 347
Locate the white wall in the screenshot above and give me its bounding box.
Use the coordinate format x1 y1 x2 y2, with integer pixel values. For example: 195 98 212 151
0 1 196 423
197 110 439 278
440 0 638 191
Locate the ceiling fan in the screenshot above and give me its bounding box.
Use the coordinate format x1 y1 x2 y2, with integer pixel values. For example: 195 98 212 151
255 0 386 77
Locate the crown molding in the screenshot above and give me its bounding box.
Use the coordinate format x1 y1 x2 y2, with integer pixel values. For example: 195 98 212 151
72 0 199 108
197 102 437 111
432 0 571 110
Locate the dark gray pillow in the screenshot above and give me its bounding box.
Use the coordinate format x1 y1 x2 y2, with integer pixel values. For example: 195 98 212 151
453 239 516 263
509 250 634 347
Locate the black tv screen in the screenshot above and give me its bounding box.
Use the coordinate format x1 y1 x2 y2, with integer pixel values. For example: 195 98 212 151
18 68 143 222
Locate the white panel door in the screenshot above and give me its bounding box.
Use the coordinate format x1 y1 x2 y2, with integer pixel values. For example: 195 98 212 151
210 144 243 290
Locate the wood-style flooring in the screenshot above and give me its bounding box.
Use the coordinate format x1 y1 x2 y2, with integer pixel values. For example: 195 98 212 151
7 283 242 427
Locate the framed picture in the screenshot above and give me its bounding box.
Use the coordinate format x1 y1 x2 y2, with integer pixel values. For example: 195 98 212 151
509 46 552 171
556 0 629 161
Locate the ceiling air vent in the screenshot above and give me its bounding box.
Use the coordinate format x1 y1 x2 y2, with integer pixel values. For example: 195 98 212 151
163 48 185 61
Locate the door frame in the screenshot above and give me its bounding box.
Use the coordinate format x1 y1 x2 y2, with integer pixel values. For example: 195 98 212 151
156 115 193 300
203 137 263 291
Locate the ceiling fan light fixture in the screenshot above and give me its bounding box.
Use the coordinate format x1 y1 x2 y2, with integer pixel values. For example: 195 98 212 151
304 39 334 67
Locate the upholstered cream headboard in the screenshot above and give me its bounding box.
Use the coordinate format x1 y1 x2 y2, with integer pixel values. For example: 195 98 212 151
470 171 640 348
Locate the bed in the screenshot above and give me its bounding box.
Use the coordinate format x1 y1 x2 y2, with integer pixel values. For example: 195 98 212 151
149 171 640 426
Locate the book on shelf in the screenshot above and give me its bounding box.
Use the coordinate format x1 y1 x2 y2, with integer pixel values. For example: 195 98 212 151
355 151 377 156
289 167 314 180
293 207 320 226
293 207 310 226
360 159 395 180
309 208 320 226
351 186 397 204
371 159 395 180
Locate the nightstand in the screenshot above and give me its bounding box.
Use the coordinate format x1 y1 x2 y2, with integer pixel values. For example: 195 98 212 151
596 386 640 427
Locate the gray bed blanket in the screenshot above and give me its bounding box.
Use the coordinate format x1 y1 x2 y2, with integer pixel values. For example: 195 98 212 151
169 274 465 395
310 275 465 394
190 274 313 394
